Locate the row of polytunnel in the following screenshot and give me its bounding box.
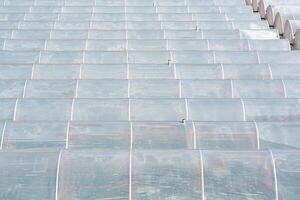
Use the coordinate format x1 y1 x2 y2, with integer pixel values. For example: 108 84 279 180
246 0 300 49
0 121 300 150
1 150 299 200
4 79 300 98
2 63 300 79
2 98 300 121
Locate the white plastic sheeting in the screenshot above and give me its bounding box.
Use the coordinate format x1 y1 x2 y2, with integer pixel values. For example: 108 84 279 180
1 150 300 200
245 0 252 5
252 0 260 11
1 0 300 199
274 6 300 34
2 121 300 150
247 0 300 49
284 20 300 45
295 29 300 49
258 0 300 18
266 5 300 27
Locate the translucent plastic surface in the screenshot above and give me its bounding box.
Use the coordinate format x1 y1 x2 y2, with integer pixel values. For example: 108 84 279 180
57 151 129 200
132 150 203 199
0 151 59 200
203 151 276 200
0 0 299 199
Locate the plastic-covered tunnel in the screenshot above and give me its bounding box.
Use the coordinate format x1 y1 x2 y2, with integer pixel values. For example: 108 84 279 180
0 0 300 199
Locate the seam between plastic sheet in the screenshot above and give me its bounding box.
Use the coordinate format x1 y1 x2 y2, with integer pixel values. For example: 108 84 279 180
31 64 35 79
256 51 261 64
13 99 19 121
130 121 133 149
38 51 42 64
129 150 132 200
281 79 287 98
230 79 234 98
173 63 178 79
127 2 132 197
240 98 246 121
128 99 131 121
270 151 279 200
254 121 260 150
185 98 189 120
129 122 133 200
44 39 48 51
127 80 130 98
75 80 79 98
65 122 70 149
0 121 7 150
246 39 251 51
200 150 205 200
55 151 62 200
22 80 28 98
212 51 216 64
207 40 210 51
220 64 225 79
268 64 273 80
70 98 75 121
192 121 197 149
79 64 82 79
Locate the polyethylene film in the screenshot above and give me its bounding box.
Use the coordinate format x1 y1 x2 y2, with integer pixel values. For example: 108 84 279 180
0 0 299 199
0 150 299 200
